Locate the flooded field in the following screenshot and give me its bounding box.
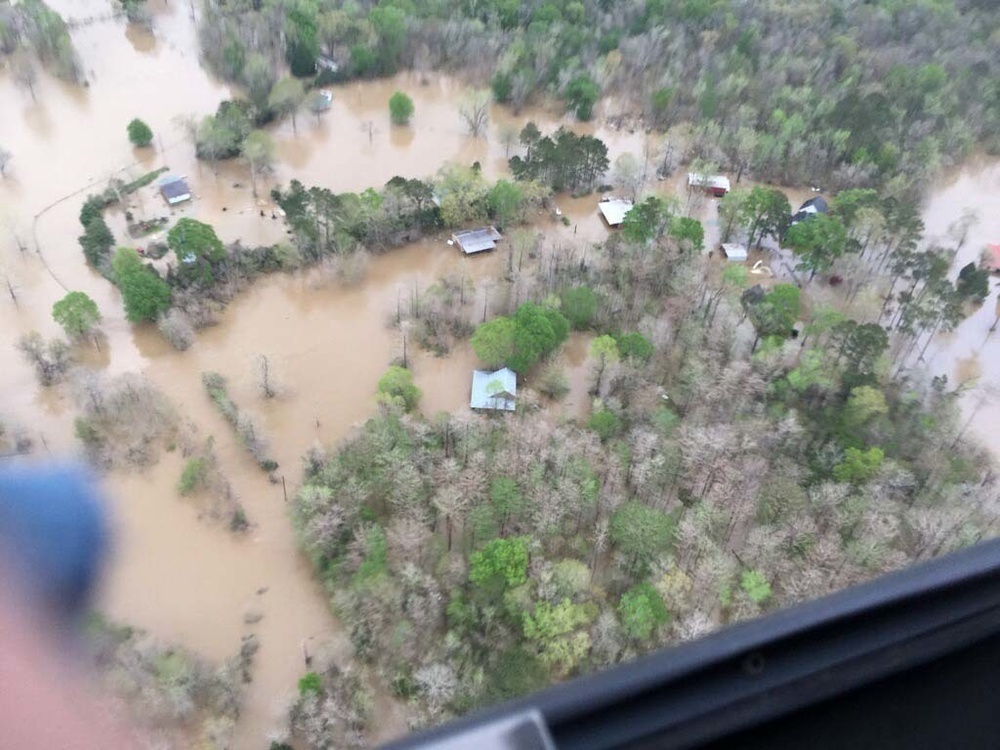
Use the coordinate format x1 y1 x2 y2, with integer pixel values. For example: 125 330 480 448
1 0 998 746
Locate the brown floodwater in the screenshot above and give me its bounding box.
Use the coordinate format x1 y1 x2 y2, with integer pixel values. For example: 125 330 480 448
1 0 998 746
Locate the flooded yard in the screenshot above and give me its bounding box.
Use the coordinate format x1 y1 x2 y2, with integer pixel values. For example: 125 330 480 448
1 0 998 746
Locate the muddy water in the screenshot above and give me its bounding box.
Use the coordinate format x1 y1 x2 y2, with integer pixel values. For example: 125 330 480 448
920 159 1000 440
2 0 998 746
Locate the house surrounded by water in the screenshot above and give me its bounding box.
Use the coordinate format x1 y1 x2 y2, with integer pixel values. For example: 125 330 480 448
159 176 191 206
688 172 731 197
470 367 517 411
597 197 634 227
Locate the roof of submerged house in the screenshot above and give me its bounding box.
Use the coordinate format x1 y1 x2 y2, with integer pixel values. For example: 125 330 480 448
721 243 748 261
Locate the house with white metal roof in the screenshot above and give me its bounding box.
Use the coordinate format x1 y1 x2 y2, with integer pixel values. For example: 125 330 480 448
597 197 634 227
470 367 517 411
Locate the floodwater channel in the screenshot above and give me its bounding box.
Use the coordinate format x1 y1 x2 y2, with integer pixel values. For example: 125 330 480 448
1 0 998 746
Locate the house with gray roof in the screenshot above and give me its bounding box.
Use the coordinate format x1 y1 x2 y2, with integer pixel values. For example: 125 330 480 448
453 227 502 254
159 175 191 206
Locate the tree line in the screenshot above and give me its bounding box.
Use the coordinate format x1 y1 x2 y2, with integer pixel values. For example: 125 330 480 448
196 0 998 194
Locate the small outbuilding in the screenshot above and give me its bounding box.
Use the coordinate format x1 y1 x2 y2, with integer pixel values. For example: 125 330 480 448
452 226 502 255
597 197 634 227
470 367 517 411
790 196 829 225
721 243 748 262
688 173 731 197
159 176 191 206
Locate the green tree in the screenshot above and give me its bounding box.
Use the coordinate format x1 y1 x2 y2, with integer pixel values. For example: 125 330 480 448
268 77 306 131
833 446 885 484
957 262 989 304
610 502 675 573
560 286 598 330
126 117 153 147
587 408 624 441
388 91 415 125
51 291 101 339
111 247 171 322
469 536 529 594
743 283 800 347
486 179 523 229
650 87 674 128
79 213 115 268
377 365 421 411
838 385 888 445
167 218 226 285
522 598 596 674
618 582 668 641
621 196 669 244
564 74 599 121
740 570 772 604
739 186 790 249
669 216 705 254
785 213 849 280
370 5 407 73
298 672 322 696
490 477 527 535
509 302 568 373
616 332 653 362
472 316 518 369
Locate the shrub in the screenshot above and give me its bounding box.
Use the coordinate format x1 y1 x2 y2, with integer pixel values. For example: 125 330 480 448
560 286 598 329
388 91 414 125
157 310 195 351
178 457 209 495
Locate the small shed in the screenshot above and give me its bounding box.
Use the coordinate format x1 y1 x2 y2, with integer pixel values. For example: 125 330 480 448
470 368 517 411
159 176 191 206
983 244 1000 274
688 173 731 197
453 227 502 255
721 243 748 262
790 195 829 225
597 197 634 227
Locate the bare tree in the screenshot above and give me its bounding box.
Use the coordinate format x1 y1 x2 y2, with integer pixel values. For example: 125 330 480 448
17 332 72 386
0 147 11 177
257 354 277 398
12 54 38 100
458 89 490 137
498 124 518 157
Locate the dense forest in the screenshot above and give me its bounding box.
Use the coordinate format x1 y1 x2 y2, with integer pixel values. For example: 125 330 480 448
197 0 999 192
288 182 998 738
